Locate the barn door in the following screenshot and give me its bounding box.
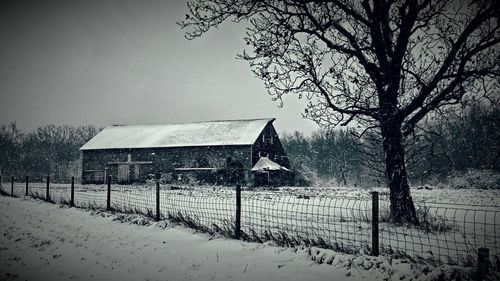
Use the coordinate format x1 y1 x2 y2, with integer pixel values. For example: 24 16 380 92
133 164 140 182
118 164 129 183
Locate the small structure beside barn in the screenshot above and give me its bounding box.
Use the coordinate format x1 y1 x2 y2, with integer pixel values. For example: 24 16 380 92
79 118 290 186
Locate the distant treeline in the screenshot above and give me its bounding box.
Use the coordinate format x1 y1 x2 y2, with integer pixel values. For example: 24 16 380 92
1 104 498 187
282 104 500 187
0 124 101 182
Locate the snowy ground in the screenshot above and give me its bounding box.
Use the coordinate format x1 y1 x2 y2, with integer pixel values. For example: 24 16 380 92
0 195 489 281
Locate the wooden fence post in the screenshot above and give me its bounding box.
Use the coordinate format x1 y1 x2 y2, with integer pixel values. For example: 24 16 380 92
70 177 75 207
478 247 489 280
46 176 50 201
371 191 379 256
25 176 28 196
235 184 241 239
156 180 160 221
107 175 111 211
11 176 14 196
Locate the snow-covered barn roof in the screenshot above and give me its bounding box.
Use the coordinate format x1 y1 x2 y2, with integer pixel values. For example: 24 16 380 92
80 118 275 150
251 157 290 172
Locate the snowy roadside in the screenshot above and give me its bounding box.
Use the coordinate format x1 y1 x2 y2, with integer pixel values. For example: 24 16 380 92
0 195 488 281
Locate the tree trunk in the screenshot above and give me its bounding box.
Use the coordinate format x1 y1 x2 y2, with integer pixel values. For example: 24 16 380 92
341 169 347 186
380 120 419 224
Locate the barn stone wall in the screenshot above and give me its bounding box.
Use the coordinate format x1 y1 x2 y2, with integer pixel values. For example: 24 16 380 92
81 145 252 184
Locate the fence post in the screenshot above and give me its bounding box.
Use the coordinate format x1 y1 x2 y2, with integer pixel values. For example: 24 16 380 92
156 179 160 221
25 176 28 196
46 176 50 201
478 247 489 280
235 184 241 239
107 175 111 211
371 191 379 256
11 176 14 196
70 177 75 207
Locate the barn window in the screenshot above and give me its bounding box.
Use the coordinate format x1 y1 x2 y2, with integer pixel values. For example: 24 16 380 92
83 170 105 183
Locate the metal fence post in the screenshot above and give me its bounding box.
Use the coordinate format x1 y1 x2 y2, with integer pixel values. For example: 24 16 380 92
156 180 160 221
371 191 379 256
11 176 14 196
46 176 50 201
25 176 28 196
478 247 489 280
235 184 241 239
70 177 75 207
107 175 111 211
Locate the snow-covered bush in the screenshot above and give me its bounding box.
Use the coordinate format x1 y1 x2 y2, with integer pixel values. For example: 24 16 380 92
446 169 500 189
289 164 316 186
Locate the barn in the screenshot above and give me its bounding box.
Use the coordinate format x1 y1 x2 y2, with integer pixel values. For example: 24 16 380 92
79 118 291 186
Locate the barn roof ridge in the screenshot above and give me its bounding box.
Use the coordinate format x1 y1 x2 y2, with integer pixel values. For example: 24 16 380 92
110 117 275 127
80 118 276 150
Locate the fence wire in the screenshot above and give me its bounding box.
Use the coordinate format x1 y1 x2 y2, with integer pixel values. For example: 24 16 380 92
1 177 498 267
13 182 28 198
48 183 71 204
160 187 235 234
379 198 500 265
73 184 107 209
241 192 372 253
112 184 156 215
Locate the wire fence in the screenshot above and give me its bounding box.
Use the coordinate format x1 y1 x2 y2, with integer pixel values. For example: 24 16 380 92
378 198 500 265
241 193 372 253
0 176 498 269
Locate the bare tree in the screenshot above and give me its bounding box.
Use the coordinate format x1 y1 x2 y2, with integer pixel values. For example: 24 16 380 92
180 0 500 223
18 125 101 182
0 123 22 184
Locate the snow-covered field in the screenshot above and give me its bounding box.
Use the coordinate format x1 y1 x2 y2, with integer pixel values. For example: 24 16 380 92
0 195 491 281
2 182 499 267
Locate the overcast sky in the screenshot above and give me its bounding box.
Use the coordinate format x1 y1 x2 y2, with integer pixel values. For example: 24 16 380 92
0 0 319 135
